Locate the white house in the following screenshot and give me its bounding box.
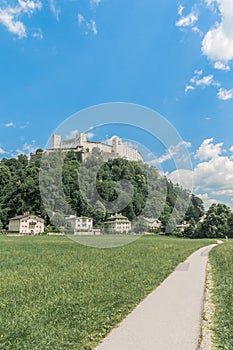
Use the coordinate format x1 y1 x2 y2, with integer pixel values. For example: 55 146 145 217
104 214 131 233
9 213 44 235
143 217 162 230
66 215 94 235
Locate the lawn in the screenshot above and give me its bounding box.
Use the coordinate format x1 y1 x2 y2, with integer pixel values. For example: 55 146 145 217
0 235 214 350
209 241 233 349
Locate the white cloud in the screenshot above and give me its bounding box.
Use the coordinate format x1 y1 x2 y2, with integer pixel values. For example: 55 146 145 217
0 1 101 38
167 138 233 209
194 155 233 192
205 0 216 7
196 75 214 86
192 139 233 208
167 155 233 208
66 130 79 140
0 1 42 38
153 141 192 164
185 85 195 93
186 70 221 94
49 0 60 21
19 122 29 129
202 0 233 64
90 19 97 35
18 0 42 13
196 193 218 209
176 10 198 28
155 150 176 164
217 87 233 100
4 122 15 127
78 13 84 26
178 4 184 16
186 68 233 100
32 28 43 39
0 147 6 154
16 141 38 156
87 132 94 139
214 61 230 71
195 138 223 160
191 74 215 87
77 13 98 35
168 169 193 191
0 9 26 38
212 189 233 196
195 69 203 75
176 140 192 149
90 0 101 6
191 160 233 208
192 26 203 36
146 152 155 160
176 5 200 35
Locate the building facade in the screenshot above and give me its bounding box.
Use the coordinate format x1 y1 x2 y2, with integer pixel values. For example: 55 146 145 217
66 215 94 235
104 214 131 233
48 133 143 162
9 213 44 235
143 217 162 230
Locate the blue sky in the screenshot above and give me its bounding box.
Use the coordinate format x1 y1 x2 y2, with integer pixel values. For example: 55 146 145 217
1 0 233 209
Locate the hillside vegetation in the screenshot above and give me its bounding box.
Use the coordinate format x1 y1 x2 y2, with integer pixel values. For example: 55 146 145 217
0 149 204 232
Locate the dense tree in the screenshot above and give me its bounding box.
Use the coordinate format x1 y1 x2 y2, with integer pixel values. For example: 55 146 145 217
185 194 205 223
183 218 196 238
191 203 232 239
227 212 233 238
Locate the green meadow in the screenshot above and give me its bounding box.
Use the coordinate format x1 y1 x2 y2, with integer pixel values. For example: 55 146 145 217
210 241 233 349
0 235 214 350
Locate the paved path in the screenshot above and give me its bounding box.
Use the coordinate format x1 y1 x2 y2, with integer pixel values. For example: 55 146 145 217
95 244 217 350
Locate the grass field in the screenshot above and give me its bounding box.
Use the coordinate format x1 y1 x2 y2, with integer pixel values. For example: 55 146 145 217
209 241 233 349
0 235 214 350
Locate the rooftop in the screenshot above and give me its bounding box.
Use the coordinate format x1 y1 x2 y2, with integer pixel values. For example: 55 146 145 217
9 213 44 221
105 213 130 222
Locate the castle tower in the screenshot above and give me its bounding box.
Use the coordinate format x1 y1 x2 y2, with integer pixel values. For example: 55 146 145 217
52 134 61 148
112 136 123 155
79 133 87 146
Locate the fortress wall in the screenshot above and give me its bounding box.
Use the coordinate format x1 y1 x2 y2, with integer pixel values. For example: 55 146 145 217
50 133 143 162
86 142 112 153
60 139 78 149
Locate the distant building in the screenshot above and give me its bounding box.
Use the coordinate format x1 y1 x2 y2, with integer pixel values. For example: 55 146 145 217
47 133 143 162
104 214 131 233
143 217 162 230
66 215 95 235
176 222 190 232
9 213 44 235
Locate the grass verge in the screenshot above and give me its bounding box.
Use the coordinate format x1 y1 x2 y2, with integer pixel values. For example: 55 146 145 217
209 241 233 349
0 235 214 350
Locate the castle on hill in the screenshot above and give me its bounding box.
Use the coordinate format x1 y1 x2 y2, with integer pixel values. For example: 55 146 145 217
47 133 143 162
